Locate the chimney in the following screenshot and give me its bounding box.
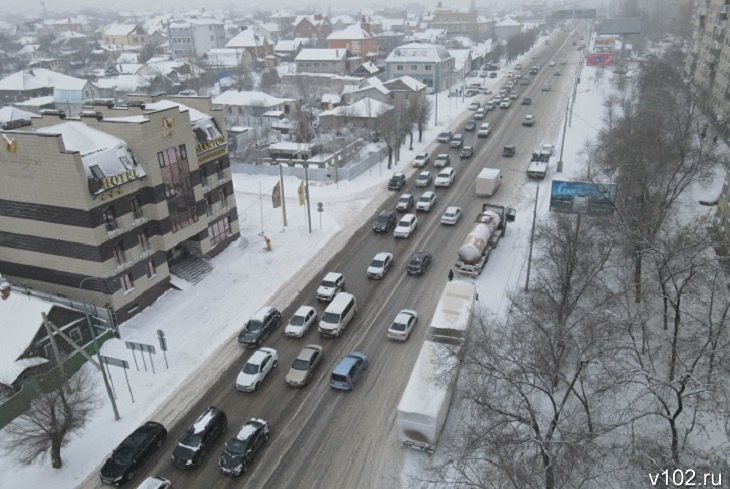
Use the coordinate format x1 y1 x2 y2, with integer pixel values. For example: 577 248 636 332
437 1 443 8
361 15 371 34
0 282 10 301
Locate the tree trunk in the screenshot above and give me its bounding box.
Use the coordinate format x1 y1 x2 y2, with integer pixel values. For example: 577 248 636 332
386 145 393 169
670 418 681 468
418 124 423 142
51 438 62 469
542 451 555 489
634 245 642 303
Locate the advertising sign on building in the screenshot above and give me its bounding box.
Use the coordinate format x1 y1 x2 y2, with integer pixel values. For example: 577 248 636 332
586 53 615 66
549 180 618 216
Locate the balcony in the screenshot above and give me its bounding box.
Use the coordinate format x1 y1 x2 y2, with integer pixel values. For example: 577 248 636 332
105 219 123 237
721 5 729 20
201 177 210 189
217 172 226 183
114 252 131 273
131 209 148 226
139 242 155 259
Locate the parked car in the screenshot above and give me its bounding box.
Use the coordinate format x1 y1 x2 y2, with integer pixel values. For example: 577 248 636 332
218 419 270 476
285 344 324 387
412 152 430 167
316 272 345 301
171 406 227 469
477 87 492 94
475 107 486 119
434 153 451 167
434 168 456 187
395 194 415 212
465 88 477 97
386 310 419 341
136 477 172 489
489 72 497 78
522 97 532 105
468 101 480 110
522 114 535 126
478 123 491 138
329 352 369 390
465 119 476 131
235 347 278 392
284 306 318 338
440 206 463 225
366 252 394 279
460 146 474 159
500 99 511 109
437 131 452 143
100 422 168 485
416 191 438 212
387 172 406 190
450 134 463 148
502 145 516 157
372 209 397 233
406 251 432 275
415 171 433 187
542 83 551 91
238 307 281 348
394 214 418 238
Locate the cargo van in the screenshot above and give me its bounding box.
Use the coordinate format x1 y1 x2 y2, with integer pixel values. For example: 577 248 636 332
476 168 502 197
318 292 357 338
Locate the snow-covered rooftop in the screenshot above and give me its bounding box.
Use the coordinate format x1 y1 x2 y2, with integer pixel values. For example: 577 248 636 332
206 48 244 67
495 18 521 27
144 99 210 123
386 43 452 63
327 24 375 41
295 49 347 62
320 97 393 118
0 68 88 92
95 74 150 92
225 30 268 49
386 75 427 92
0 106 37 123
103 23 139 36
212 90 295 108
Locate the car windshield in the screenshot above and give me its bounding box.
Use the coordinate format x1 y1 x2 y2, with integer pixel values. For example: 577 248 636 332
391 321 407 331
245 320 263 333
398 197 410 204
292 359 310 370
410 256 423 264
225 438 248 455
290 314 306 326
112 444 136 464
439 132 449 138
179 432 202 449
371 259 384 268
321 280 336 288
398 219 411 226
445 212 455 218
376 216 389 223
242 362 259 374
322 312 340 323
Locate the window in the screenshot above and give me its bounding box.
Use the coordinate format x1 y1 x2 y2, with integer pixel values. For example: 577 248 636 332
90 165 105 179
210 36 214 41
130 196 143 220
219 188 228 209
313 63 320 68
411 65 418 70
146 260 157 278
227 106 232 114
112 242 126 266
121 273 134 292
425 64 433 71
69 327 83 344
209 217 231 247
209 25 213 31
216 160 224 180
138 230 151 254
119 155 136 170
102 206 117 232
201 166 209 187
238 107 243 115
396 64 403 71
205 196 213 218
133 36 139 43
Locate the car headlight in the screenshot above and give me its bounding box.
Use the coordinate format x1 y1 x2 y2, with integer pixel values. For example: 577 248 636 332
186 459 194 466
114 476 123 483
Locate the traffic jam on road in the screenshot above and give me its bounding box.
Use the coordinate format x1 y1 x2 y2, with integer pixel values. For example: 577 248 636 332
96 35 583 488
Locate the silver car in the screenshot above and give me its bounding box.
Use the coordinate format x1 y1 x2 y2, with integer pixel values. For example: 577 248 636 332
285 344 324 387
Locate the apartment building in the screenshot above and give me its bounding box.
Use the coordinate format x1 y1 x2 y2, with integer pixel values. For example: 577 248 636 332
384 43 455 92
431 3 478 36
168 18 227 59
0 96 239 325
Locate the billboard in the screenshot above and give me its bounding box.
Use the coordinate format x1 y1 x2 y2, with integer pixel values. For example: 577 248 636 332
553 9 597 20
586 53 615 66
549 180 618 216
594 36 617 46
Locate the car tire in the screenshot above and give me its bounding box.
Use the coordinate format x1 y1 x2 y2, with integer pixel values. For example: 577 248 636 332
243 465 248 473
254 382 261 391
156 438 164 448
273 360 278 368
126 471 135 481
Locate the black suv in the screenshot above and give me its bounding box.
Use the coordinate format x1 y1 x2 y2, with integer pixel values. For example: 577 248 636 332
219 418 270 476
100 421 167 485
373 209 397 232
238 306 282 348
388 172 406 190
407 252 432 275
172 406 227 469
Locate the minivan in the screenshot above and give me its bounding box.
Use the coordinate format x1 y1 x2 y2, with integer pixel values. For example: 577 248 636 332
329 352 369 390
171 406 228 469
318 292 357 338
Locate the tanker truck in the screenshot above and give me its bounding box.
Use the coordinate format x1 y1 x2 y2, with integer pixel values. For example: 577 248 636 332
455 203 516 276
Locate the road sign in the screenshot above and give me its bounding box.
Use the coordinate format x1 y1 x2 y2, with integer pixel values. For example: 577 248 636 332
100 355 129 369
317 202 323 212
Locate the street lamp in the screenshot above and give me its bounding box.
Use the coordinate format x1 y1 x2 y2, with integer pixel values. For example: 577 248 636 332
79 277 120 421
554 87 591 173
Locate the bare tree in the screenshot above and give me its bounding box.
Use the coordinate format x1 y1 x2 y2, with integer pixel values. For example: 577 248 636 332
2 369 100 469
410 94 432 143
259 68 281 94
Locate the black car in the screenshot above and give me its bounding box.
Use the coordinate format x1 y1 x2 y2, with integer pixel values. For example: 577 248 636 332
502 145 516 157
238 306 282 348
387 172 406 190
465 119 476 131
100 422 167 485
373 209 397 232
172 406 228 469
219 418 270 476
407 252 432 275
460 146 474 159
522 97 532 105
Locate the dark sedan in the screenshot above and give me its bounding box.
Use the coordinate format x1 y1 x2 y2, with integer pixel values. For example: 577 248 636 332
407 252 432 275
460 146 474 159
100 422 167 485
465 119 476 131
219 419 270 476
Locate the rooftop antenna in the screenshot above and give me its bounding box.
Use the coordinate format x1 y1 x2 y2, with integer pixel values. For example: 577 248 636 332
40 1 47 20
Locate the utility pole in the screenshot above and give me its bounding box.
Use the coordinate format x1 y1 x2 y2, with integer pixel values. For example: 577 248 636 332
304 161 312 234
525 184 539 292
278 163 287 227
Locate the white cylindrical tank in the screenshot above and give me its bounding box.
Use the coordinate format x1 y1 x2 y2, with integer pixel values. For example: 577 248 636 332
457 211 501 265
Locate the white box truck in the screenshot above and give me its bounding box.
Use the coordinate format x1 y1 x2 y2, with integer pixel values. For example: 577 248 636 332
396 280 477 453
476 168 501 197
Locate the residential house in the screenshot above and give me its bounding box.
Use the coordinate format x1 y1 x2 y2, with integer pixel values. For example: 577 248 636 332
384 42 455 92
318 96 393 132
225 29 274 62
28 58 68 73
0 106 37 124
292 15 332 45
377 31 406 57
102 24 150 47
493 18 522 40
431 3 478 36
212 89 300 130
330 15 357 32
168 17 227 59
50 16 96 34
252 23 283 43
274 39 304 61
295 49 351 75
0 69 102 114
348 75 426 106
448 49 472 79
351 61 381 78
326 21 378 61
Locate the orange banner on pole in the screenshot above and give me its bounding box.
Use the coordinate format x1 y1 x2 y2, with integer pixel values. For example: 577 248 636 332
272 182 281 208
298 181 305 206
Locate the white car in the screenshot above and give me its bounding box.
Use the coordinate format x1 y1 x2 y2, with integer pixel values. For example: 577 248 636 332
316 272 345 301
366 252 394 279
394 214 418 238
415 171 432 187
441 206 463 225
236 347 278 392
416 191 438 212
500 99 511 109
284 305 318 338
475 107 486 119
478 123 491 138
549 61 556 66
412 152 429 167
136 477 172 489
468 101 480 110
386 310 419 341
434 168 455 188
